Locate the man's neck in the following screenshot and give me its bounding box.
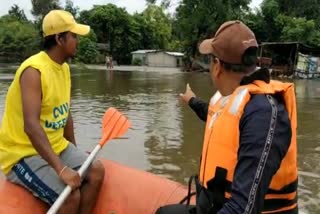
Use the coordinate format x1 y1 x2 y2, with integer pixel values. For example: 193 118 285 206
46 48 66 65
220 82 240 96
220 74 244 96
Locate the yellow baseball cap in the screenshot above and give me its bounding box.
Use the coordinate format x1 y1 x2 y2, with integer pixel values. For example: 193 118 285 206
42 10 90 37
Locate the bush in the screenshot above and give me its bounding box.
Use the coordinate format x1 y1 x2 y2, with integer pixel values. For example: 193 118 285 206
76 32 98 64
132 57 142 66
96 53 106 64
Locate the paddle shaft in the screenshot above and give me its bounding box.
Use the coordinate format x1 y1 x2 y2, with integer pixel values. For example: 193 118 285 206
47 144 102 214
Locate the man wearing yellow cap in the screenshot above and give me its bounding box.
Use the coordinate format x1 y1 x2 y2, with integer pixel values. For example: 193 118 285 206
157 21 298 214
0 10 105 213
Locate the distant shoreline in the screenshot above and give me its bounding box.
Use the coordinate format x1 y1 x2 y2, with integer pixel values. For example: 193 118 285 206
80 64 183 73
0 64 183 75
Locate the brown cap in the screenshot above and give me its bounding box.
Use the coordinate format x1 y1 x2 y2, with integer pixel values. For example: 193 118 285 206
199 20 258 64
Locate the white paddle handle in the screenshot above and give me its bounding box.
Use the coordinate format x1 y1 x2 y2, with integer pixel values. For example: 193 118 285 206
47 144 102 214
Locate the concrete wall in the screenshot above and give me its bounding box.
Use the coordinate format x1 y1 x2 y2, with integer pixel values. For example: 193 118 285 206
147 52 179 67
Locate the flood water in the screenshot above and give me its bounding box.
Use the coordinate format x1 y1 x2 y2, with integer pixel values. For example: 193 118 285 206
0 68 319 213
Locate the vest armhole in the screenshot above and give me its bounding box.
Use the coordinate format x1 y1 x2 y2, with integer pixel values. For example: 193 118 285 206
18 66 44 101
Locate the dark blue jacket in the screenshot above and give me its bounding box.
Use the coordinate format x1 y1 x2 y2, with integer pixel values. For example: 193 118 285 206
188 80 293 213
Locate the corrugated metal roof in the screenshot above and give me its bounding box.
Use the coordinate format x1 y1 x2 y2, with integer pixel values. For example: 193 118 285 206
165 52 184 57
131 50 184 57
131 50 157 54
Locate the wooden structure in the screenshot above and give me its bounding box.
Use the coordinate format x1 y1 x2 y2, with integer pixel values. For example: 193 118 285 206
259 42 320 78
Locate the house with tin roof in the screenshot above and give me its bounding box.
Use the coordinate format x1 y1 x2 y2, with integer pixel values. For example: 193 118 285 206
131 50 184 67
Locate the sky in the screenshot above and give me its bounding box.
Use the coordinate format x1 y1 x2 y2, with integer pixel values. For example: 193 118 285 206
0 0 263 19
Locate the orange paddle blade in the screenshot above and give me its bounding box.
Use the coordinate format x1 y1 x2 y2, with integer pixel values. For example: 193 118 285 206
99 107 131 146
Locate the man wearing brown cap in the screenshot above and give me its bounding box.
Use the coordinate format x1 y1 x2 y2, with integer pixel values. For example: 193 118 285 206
157 21 298 214
0 10 104 213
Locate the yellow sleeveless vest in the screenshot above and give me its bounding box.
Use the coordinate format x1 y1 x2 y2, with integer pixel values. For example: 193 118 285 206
0 51 70 174
199 80 298 213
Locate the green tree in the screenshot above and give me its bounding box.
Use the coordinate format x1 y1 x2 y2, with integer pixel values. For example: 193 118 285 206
146 0 171 9
146 0 157 4
160 0 171 9
131 4 173 51
141 4 172 49
79 4 142 64
76 31 98 64
8 4 28 22
64 0 79 18
173 0 251 57
131 13 154 49
78 3 174 64
244 0 320 47
277 0 320 26
0 15 39 62
31 0 61 18
243 11 266 43
277 15 320 46
259 0 282 42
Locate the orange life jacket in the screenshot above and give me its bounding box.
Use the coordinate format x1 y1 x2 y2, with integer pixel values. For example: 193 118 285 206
199 80 298 213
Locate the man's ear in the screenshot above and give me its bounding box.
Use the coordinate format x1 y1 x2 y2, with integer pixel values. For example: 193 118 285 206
214 58 223 78
55 34 63 46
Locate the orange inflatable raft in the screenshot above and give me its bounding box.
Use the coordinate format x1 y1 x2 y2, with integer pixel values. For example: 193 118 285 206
0 159 193 214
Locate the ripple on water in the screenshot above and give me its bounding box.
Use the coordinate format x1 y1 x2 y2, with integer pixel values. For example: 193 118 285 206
0 71 320 213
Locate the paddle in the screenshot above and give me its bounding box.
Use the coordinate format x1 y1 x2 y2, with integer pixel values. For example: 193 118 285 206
47 107 131 214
